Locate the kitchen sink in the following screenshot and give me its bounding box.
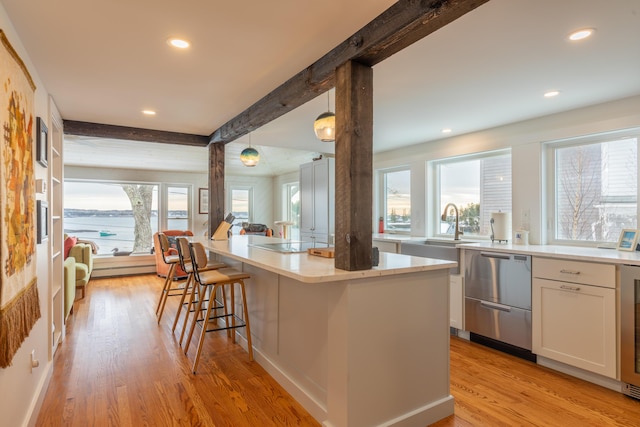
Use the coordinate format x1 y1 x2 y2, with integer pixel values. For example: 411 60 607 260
399 239 469 274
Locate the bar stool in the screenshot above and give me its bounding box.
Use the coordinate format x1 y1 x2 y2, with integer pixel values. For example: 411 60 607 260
171 236 226 342
184 242 253 374
155 232 185 323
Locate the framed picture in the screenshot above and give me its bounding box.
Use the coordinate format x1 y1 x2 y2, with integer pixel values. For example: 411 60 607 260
199 188 209 214
37 200 48 244
616 229 638 251
36 117 48 167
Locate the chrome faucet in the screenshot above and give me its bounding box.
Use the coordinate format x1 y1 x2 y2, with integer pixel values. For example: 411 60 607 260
441 203 463 240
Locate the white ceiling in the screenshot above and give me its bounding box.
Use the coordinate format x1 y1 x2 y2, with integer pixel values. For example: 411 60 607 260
3 0 640 176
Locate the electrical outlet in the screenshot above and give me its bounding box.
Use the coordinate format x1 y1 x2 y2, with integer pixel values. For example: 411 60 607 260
521 209 530 230
30 350 39 372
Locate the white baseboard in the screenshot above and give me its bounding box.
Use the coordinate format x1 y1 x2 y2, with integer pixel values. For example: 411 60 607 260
537 356 622 392
26 360 53 427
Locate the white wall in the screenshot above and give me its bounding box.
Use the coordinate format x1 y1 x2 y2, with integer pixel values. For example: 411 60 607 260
0 4 54 426
373 95 640 244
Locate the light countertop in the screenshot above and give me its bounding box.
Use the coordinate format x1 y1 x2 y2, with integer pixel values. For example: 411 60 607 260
458 241 640 265
193 235 456 283
372 233 417 243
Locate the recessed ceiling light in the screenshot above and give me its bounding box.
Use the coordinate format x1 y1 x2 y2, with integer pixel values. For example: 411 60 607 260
568 28 595 41
142 110 156 116
442 128 452 134
544 90 560 98
167 38 190 49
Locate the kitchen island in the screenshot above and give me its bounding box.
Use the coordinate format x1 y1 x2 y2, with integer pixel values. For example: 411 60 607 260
193 235 456 427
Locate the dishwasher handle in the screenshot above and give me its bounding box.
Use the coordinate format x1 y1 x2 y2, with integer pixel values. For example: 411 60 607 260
480 252 511 260
480 300 512 312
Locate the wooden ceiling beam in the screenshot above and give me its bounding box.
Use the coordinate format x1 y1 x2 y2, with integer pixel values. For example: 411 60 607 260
209 0 489 145
63 120 209 147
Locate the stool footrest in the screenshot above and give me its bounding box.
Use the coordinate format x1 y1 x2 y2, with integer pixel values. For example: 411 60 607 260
200 314 247 333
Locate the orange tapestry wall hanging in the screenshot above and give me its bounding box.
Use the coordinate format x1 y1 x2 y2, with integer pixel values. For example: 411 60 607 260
0 29 40 368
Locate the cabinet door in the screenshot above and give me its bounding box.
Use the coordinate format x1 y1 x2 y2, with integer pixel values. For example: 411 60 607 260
299 162 314 234
449 275 464 329
532 278 616 378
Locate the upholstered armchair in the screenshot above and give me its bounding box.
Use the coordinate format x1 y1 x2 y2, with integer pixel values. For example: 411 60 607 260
153 230 193 279
63 257 76 319
239 223 273 236
63 234 94 316
68 242 94 298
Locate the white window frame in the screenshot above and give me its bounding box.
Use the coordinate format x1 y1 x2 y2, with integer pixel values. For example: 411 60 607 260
429 149 512 239
227 185 254 229
63 179 161 255
377 166 411 234
162 184 192 231
545 128 640 247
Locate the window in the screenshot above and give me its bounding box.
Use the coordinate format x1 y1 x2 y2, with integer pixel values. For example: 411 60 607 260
228 186 253 231
64 181 159 255
380 168 411 233
548 133 638 244
433 151 511 238
166 185 190 230
282 182 300 239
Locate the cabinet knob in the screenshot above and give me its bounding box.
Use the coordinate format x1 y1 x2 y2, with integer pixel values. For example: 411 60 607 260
560 284 581 292
560 269 580 275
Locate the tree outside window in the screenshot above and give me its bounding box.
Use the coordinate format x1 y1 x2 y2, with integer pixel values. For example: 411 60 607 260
555 138 637 243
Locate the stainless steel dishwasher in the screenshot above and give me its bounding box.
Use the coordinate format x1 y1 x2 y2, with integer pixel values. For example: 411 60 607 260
464 250 533 357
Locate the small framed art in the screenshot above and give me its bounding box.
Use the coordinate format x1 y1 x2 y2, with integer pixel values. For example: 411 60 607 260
37 200 49 244
36 117 48 167
616 229 638 252
199 188 209 214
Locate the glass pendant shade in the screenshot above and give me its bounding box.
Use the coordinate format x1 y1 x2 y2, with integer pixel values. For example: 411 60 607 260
240 147 260 167
314 111 335 142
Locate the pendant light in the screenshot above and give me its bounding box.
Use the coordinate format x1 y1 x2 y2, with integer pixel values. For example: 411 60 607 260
240 133 260 167
314 90 335 142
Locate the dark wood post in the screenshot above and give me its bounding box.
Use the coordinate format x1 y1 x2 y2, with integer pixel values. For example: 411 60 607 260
208 143 225 236
334 60 373 271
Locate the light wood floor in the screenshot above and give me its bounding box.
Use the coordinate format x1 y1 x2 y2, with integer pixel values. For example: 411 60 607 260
36 274 640 426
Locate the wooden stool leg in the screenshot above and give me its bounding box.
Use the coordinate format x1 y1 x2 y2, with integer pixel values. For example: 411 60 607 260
229 283 236 342
172 273 193 332
239 280 253 361
220 286 229 334
157 263 177 323
184 282 207 354
155 264 174 314
192 284 219 374
179 278 199 346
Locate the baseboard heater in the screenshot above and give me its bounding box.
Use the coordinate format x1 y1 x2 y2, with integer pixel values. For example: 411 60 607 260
470 332 537 363
92 264 156 278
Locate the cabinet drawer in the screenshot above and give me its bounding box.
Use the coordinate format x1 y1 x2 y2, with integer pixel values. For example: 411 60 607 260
532 257 615 288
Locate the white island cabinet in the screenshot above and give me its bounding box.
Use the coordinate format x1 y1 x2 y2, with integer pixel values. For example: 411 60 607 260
197 235 456 427
532 257 617 379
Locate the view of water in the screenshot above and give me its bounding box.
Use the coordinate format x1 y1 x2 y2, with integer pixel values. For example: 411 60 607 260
64 216 187 255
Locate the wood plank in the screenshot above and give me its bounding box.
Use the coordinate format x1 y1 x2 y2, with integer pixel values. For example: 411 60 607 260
63 120 209 147
334 60 373 271
37 274 319 427
209 0 489 145
208 143 226 236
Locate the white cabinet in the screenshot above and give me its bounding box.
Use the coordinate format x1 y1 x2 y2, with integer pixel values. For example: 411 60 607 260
449 274 464 329
532 258 616 378
299 158 334 244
